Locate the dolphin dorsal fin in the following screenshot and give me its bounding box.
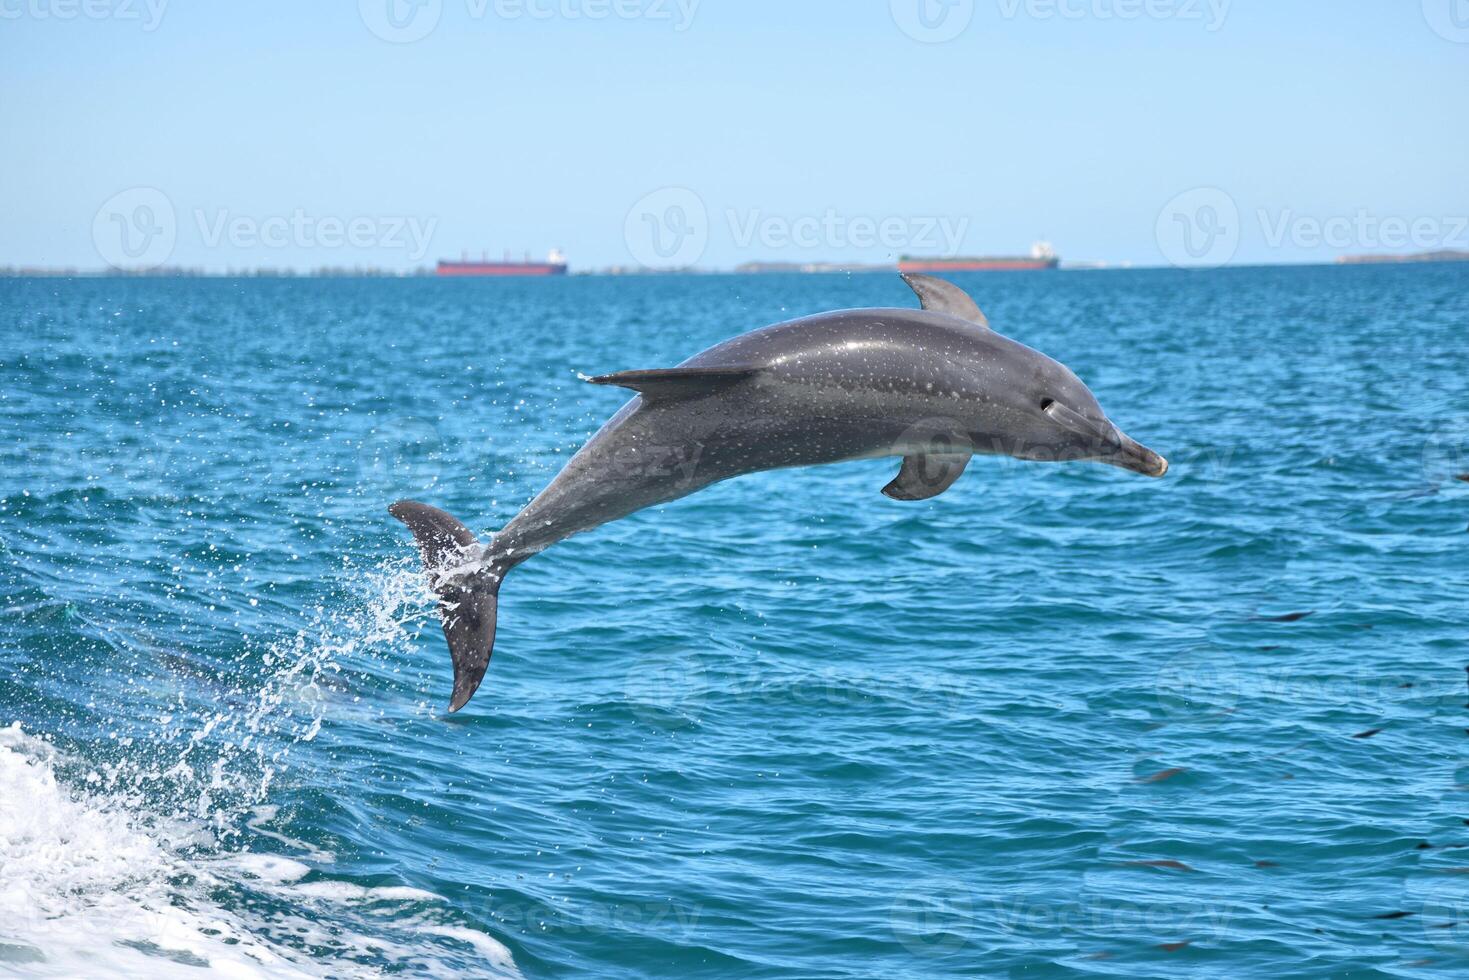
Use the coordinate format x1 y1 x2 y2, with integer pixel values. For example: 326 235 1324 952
901 273 990 329
588 366 761 402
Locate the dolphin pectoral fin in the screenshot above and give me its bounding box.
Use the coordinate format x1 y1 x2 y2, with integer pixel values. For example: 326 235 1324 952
900 273 990 329
588 366 762 402
389 500 503 713
882 453 972 501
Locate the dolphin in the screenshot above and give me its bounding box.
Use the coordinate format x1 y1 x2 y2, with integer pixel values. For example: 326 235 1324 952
391 274 1167 711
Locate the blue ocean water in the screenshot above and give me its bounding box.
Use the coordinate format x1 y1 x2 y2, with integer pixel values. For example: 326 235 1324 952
2 265 1468 978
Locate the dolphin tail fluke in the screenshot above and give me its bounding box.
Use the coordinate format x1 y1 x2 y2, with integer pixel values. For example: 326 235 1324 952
389 500 503 712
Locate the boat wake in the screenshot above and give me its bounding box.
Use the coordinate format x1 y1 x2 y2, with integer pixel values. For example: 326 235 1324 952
0 558 520 978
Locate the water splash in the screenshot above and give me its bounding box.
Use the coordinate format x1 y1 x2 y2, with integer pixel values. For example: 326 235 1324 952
0 559 519 977
77 555 433 834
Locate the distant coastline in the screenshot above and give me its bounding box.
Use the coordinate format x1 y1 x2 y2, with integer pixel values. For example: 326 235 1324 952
4 251 1467 279
1335 249 1469 265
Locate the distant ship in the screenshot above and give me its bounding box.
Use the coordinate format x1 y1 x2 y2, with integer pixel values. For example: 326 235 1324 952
900 241 1059 273
437 248 568 277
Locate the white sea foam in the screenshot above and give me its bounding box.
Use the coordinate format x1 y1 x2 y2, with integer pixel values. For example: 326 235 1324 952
0 721 520 979
0 560 519 978
0 723 313 978
245 806 335 863
226 850 314 883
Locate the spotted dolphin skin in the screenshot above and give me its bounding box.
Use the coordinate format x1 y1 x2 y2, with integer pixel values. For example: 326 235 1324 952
392 274 1168 711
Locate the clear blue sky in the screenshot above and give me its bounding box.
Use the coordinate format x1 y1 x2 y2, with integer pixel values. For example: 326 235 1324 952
2 1 1465 271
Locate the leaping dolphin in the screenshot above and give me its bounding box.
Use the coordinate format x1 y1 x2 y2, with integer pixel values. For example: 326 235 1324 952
392 274 1167 711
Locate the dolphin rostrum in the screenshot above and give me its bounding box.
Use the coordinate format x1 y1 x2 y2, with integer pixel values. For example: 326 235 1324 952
392 274 1167 711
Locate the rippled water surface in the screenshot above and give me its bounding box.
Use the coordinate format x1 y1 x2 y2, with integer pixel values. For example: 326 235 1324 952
3 266 1468 977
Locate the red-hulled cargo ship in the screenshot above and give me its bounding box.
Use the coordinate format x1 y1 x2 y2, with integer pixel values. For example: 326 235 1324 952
437 249 568 276
900 242 1058 272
